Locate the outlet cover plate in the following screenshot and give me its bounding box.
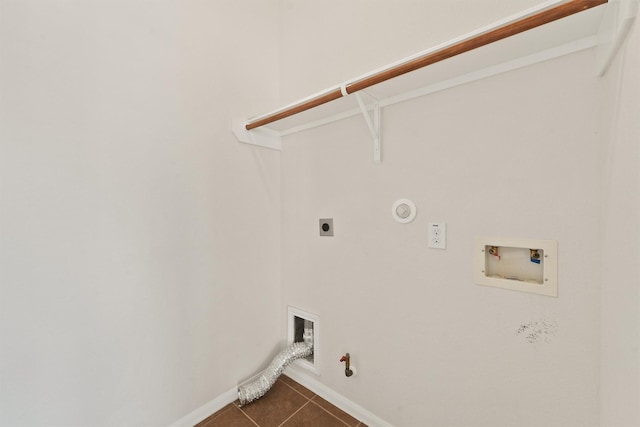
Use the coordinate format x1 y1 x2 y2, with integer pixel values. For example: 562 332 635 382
428 222 446 249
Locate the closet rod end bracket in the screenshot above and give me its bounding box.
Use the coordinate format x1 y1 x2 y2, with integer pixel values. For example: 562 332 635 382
232 118 282 151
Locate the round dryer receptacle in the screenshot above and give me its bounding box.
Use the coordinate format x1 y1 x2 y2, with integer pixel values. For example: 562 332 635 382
392 199 417 223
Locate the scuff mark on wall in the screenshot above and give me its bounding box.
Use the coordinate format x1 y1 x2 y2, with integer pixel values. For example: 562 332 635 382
517 318 558 343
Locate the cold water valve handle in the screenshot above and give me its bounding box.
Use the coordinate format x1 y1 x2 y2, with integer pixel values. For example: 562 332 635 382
340 353 353 377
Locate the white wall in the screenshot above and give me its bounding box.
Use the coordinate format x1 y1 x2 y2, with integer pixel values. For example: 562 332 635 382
2 2 638 426
0 1 281 425
600 21 640 427
279 0 546 102
280 2 604 426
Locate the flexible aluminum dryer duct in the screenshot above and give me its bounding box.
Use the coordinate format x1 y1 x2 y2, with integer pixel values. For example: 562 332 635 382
238 327 313 406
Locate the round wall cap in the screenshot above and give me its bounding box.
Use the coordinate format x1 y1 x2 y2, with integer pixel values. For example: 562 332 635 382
392 199 417 223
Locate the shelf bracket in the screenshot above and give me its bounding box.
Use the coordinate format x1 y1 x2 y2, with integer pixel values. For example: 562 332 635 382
596 0 639 76
354 92 382 164
232 118 282 151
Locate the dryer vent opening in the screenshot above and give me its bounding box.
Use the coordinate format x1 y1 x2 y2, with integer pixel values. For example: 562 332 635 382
293 316 314 364
288 307 320 374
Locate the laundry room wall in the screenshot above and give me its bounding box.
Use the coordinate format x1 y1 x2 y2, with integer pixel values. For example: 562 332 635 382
0 1 281 425
280 1 604 426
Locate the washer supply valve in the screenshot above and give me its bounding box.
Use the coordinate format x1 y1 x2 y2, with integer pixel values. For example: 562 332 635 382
340 353 354 377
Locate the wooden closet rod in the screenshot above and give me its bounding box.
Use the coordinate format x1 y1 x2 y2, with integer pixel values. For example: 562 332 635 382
245 0 607 131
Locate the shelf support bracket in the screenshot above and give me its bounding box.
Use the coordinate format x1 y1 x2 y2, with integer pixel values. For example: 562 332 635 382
354 92 382 164
232 118 282 151
596 0 639 76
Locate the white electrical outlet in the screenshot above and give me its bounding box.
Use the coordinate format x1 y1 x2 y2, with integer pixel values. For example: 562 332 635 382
428 222 446 249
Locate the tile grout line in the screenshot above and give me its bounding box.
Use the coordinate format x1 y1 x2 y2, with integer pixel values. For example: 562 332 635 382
281 378 359 427
234 403 261 427
278 378 315 402
195 404 235 427
276 400 312 427
235 379 311 427
308 396 356 427
231 378 360 427
240 410 261 427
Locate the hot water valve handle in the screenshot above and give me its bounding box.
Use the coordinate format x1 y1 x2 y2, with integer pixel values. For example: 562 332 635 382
340 353 354 377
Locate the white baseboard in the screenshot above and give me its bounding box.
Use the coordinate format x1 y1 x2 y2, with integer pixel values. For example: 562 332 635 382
167 386 237 427
168 370 393 427
284 367 394 427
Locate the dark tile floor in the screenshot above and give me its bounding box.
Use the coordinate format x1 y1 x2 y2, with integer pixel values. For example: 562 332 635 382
196 375 367 427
